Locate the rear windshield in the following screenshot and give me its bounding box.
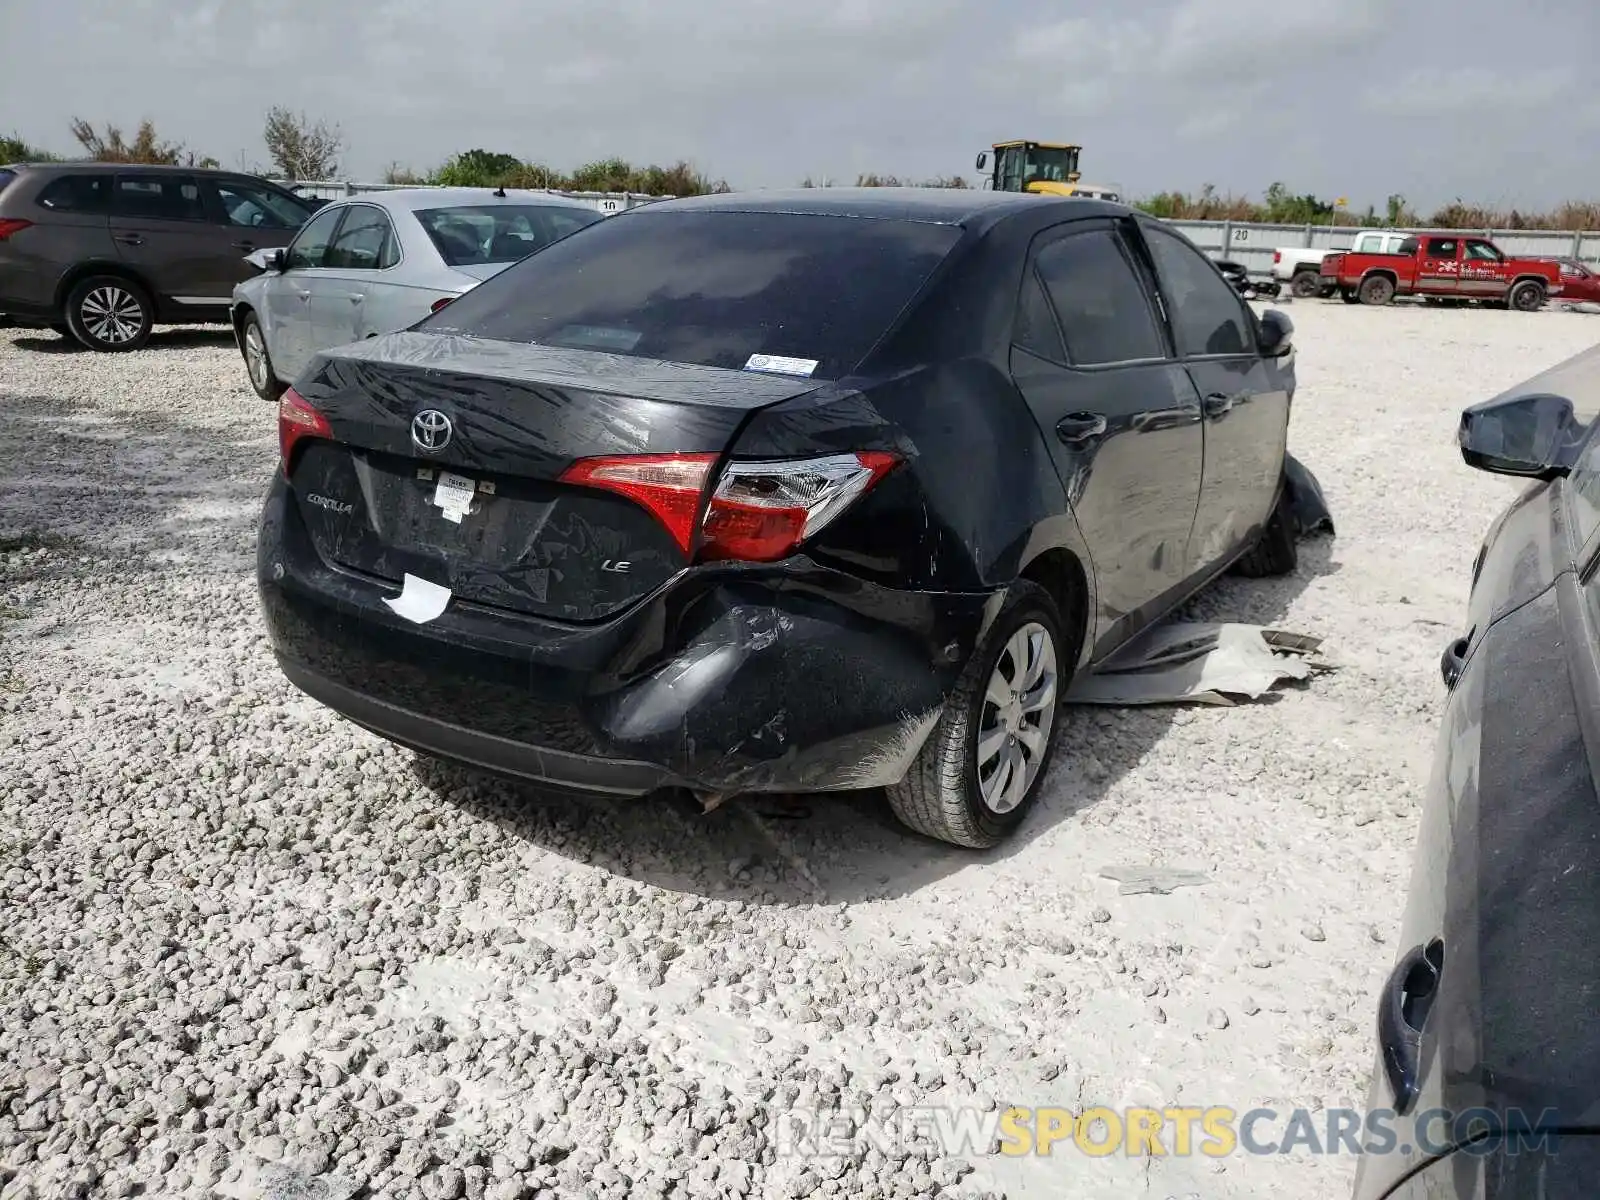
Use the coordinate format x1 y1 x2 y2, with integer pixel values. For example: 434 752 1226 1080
415 204 601 267
422 209 962 379
0 169 16 195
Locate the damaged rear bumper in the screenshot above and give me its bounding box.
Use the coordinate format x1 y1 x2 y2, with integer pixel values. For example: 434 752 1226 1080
257 473 998 797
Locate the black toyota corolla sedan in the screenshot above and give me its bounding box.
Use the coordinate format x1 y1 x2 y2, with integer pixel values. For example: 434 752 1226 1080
1352 342 1600 1199
258 188 1300 847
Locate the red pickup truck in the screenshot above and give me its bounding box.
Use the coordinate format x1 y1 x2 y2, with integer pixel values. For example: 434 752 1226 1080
1319 234 1563 310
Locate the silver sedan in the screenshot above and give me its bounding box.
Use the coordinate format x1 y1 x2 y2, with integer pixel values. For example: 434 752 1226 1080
229 187 603 400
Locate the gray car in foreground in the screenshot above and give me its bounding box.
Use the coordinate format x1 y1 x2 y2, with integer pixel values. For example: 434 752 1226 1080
230 187 602 400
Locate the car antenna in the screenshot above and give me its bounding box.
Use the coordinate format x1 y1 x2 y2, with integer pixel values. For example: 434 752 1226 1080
493 185 506 198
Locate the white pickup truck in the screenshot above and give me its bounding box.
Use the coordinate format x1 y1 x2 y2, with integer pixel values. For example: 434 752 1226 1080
1274 230 1412 297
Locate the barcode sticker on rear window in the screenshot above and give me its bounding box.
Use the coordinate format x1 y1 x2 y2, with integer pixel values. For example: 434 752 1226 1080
744 354 818 378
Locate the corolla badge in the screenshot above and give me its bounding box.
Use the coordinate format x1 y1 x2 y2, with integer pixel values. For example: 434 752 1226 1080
411 409 453 453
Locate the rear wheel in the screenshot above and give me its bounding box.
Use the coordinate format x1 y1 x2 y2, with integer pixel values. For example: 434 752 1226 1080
64 276 153 351
1290 270 1321 299
240 311 286 402
1509 280 1546 312
886 580 1068 849
1233 481 1298 578
1358 274 1396 306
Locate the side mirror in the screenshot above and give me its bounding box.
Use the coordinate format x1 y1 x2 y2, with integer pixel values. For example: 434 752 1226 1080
975 152 988 171
246 247 286 273
1256 308 1293 357
1459 392 1583 479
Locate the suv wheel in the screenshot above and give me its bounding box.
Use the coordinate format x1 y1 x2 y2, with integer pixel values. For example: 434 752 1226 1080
240 312 286 402
65 276 153 351
886 580 1068 848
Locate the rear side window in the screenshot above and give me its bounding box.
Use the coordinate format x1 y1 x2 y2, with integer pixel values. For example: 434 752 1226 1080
1425 238 1459 258
36 175 112 214
0 169 19 195
114 174 205 222
423 210 962 379
1143 226 1252 357
1012 272 1066 362
1032 228 1166 366
415 204 601 266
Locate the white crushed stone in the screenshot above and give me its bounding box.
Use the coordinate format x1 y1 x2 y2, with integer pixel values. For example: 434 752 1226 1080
1 307 1596 1199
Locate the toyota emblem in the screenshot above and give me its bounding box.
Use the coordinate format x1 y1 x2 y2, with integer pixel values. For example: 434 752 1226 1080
411 409 453 453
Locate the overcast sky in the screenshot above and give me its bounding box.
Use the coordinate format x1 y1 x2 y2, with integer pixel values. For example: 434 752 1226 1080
5 0 1600 211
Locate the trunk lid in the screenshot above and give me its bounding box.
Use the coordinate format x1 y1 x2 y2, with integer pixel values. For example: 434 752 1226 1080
449 262 514 284
288 330 827 622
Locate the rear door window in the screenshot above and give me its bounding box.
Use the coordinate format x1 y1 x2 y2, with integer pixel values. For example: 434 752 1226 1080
0 169 16 194
35 175 112 214
423 210 962 379
1142 225 1253 357
1030 227 1167 366
113 174 206 222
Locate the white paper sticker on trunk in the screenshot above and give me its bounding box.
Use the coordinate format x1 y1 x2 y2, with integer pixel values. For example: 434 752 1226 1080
744 354 818 378
432 471 475 523
383 574 451 624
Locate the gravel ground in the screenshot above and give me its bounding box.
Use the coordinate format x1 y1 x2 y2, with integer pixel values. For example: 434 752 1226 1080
2 305 1597 1200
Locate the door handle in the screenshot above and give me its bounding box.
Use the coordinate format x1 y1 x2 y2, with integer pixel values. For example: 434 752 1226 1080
296 290 311 303
345 292 364 304
1055 413 1108 445
113 234 144 247
1378 939 1445 1115
1202 392 1234 418
1440 631 1471 688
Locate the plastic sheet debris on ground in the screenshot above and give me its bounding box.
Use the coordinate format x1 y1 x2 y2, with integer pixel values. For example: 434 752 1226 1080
1065 623 1340 707
1098 865 1211 895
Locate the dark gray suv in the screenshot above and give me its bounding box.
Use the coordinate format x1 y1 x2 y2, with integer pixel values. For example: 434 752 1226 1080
0 163 315 351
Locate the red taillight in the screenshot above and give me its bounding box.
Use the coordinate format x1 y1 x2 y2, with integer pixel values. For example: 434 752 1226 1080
700 452 899 562
559 454 717 555
278 387 332 467
431 296 454 312
558 450 900 563
1272 250 1281 264
0 218 33 241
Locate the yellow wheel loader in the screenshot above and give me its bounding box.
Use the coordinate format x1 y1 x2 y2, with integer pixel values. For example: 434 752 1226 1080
976 141 1121 201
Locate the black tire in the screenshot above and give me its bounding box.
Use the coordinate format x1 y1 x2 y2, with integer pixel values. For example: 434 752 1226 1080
1509 280 1546 312
64 275 153 351
1234 481 1298 578
1340 288 1361 305
1290 270 1321 299
1358 274 1396 306
886 580 1073 849
239 311 286 402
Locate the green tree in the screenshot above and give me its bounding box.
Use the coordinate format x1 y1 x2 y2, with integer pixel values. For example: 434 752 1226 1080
69 117 205 165
431 149 524 187
262 107 342 181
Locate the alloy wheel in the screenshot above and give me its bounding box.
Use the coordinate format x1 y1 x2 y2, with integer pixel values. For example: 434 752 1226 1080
80 286 144 345
976 621 1058 814
244 323 270 390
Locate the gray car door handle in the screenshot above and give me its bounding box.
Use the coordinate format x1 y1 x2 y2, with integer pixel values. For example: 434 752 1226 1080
113 234 144 247
295 290 311 302
345 293 364 303
1202 392 1234 417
